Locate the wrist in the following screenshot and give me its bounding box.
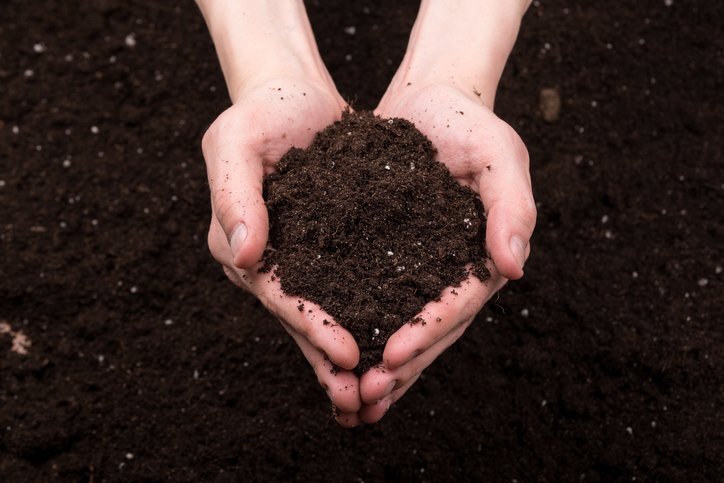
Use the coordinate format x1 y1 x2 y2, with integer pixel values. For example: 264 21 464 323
196 0 337 103
383 0 530 108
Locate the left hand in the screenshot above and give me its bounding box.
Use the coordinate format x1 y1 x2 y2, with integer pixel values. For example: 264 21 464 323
357 81 537 423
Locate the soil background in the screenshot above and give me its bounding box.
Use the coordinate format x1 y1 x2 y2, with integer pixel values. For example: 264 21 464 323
1 1 723 482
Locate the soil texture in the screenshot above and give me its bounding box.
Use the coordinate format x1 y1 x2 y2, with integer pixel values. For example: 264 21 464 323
263 111 489 373
1 0 723 482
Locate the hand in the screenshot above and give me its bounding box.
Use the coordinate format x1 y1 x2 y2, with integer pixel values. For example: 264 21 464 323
358 81 537 423
203 76 369 427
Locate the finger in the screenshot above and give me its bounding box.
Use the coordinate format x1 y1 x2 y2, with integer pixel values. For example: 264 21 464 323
361 314 474 406
203 120 270 270
335 409 362 428
283 323 362 414
360 372 421 424
475 125 537 280
381 264 505 371
270 296 360 371
360 321 465 405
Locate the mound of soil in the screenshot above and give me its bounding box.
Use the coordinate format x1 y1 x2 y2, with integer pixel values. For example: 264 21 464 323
262 111 489 373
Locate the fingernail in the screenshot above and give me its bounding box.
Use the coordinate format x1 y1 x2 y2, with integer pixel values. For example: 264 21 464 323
326 387 334 401
385 396 393 411
510 235 527 271
230 223 247 260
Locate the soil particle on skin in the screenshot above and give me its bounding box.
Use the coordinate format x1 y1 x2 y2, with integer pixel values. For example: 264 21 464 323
261 110 490 373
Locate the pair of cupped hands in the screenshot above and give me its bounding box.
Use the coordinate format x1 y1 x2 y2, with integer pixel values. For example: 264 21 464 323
202 70 536 427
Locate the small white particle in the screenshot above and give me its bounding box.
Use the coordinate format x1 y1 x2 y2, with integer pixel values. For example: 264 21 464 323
521 309 529 318
65 54 73 62
665 0 673 6
344 26 356 35
632 271 638 278
606 43 613 49
193 370 199 379
0 180 5 187
24 69 34 77
626 427 633 435
60 221 67 228
165 319 173 325
385 165 390 170
651 421 657 428
12 126 19 134
130 286 137 293
373 328 380 336
33 43 46 53
388 119 394 124
91 219 98 226
63 160 71 168
387 251 394 256
91 126 99 134
639 39 645 45
36 145 42 151
125 34 136 47
604 230 612 239
601 215 609 224
125 453 134 460
715 266 722 274
541 400 547 407
109 55 117 64
591 101 598 107
661 209 667 215
345 54 352 61
698 278 709 287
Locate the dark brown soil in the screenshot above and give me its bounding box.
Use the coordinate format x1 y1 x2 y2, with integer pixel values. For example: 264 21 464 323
262 110 489 373
1 0 723 482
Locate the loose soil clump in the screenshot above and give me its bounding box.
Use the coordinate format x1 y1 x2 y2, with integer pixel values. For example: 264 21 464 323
262 111 490 373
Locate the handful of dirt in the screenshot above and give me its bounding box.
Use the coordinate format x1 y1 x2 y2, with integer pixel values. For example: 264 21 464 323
261 110 490 373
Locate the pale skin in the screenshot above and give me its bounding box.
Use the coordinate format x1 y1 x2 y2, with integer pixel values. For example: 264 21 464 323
196 0 536 427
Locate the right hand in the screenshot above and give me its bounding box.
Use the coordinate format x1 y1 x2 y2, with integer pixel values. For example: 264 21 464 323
203 77 365 427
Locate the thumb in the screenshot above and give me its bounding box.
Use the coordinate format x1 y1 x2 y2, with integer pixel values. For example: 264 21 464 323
485 199 536 280
477 133 537 280
203 131 269 269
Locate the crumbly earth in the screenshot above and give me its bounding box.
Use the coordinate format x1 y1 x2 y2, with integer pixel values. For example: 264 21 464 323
1 0 722 482
262 111 489 373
